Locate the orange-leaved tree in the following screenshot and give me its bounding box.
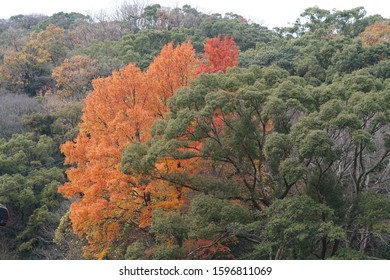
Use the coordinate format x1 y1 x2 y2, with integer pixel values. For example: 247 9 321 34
146 41 199 116
59 41 200 259
360 20 390 46
52 55 98 100
198 34 239 74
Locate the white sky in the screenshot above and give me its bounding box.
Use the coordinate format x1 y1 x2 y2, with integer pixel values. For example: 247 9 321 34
1 0 389 28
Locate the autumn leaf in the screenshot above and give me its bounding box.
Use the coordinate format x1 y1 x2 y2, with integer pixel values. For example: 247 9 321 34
198 34 239 74
59 41 199 259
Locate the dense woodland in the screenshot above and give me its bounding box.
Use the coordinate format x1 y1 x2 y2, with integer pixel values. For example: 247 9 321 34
0 1 390 260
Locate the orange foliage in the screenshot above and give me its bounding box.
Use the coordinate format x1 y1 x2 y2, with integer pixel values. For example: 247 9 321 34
146 41 199 116
198 34 239 74
361 20 390 46
59 42 199 259
185 239 233 260
52 55 98 100
59 36 240 259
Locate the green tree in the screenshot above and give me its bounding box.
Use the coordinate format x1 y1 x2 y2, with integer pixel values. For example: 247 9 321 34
247 195 345 259
122 59 390 259
0 133 66 259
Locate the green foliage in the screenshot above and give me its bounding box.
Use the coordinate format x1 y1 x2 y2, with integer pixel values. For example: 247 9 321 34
305 170 344 217
33 12 91 30
355 192 390 230
22 112 55 136
22 101 83 143
239 42 300 73
76 29 174 72
151 209 189 246
0 132 65 258
17 205 57 255
144 195 252 259
249 195 345 259
329 248 368 260
187 195 251 239
285 6 381 37
122 43 390 258
50 102 83 142
125 241 145 260
1 4 390 260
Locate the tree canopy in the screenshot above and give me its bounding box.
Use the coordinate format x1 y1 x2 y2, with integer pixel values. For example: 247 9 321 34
0 3 389 260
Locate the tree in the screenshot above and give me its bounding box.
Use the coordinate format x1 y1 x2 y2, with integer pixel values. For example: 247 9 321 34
122 61 390 259
8 14 47 30
299 6 332 33
247 195 344 259
52 55 98 100
361 20 390 46
0 27 29 52
264 67 390 258
58 41 200 259
1 1 389 261
113 0 147 31
122 67 279 213
146 41 199 116
0 24 69 95
197 17 273 51
0 133 66 259
239 43 300 73
32 24 69 66
34 12 91 30
0 40 51 95
142 4 161 29
198 34 239 73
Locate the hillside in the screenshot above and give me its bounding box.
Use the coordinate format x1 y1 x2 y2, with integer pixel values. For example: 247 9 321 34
0 3 389 260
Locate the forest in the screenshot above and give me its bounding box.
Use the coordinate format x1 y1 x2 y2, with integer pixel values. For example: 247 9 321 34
0 1 389 260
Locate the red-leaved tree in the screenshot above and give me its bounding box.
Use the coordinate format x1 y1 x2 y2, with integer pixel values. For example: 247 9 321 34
198 34 239 74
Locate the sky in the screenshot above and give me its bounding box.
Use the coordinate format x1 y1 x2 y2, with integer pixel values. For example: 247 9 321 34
1 0 389 28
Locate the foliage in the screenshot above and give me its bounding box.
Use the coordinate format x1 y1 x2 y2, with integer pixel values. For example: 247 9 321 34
33 12 91 31
198 34 238 73
122 58 390 259
0 133 66 259
58 40 201 259
0 4 389 261
248 196 345 259
360 20 390 46
0 40 51 95
52 55 98 100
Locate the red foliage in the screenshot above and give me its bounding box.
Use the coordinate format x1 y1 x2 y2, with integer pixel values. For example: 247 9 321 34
198 34 239 74
185 239 233 260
